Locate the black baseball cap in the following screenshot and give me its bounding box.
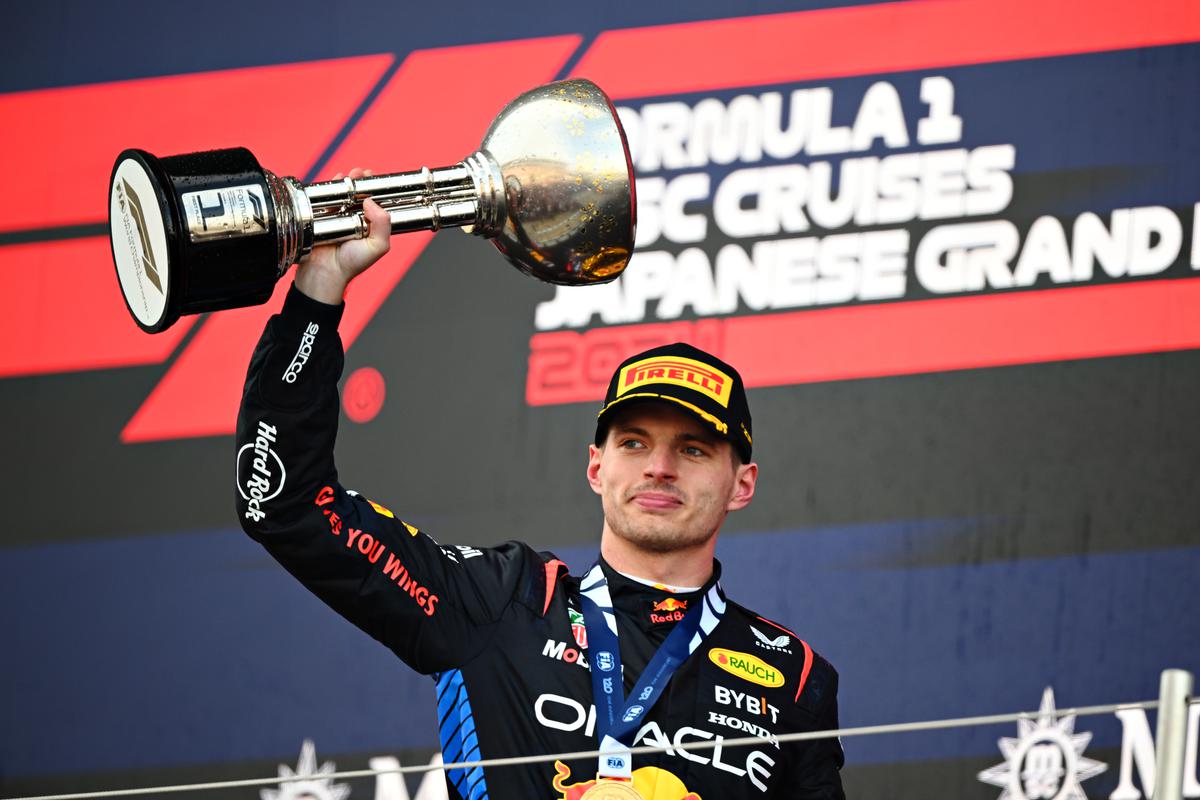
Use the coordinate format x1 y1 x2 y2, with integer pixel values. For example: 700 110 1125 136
594 342 753 462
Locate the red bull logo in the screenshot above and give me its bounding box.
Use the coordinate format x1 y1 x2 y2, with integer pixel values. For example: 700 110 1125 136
649 597 688 624
552 761 702 800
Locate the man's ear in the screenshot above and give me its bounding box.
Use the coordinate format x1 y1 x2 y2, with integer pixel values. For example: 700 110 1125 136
587 443 604 496
727 461 758 511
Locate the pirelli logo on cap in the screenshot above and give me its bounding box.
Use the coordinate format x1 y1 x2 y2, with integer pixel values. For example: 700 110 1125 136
618 357 733 407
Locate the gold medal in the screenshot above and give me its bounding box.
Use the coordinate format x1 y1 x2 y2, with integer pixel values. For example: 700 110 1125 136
580 777 643 799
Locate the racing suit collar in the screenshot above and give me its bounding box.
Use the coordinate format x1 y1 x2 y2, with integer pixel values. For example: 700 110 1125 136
597 555 723 595
597 556 724 632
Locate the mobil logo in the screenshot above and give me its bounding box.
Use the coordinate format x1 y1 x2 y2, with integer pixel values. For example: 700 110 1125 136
542 639 590 670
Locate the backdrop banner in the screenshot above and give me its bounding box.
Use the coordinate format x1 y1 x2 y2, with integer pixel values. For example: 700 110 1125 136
2 3 1198 799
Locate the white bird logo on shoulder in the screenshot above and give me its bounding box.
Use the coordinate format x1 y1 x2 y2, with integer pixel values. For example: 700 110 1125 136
750 625 792 652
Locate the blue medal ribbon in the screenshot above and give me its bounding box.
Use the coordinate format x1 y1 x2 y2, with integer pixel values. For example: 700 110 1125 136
577 563 726 778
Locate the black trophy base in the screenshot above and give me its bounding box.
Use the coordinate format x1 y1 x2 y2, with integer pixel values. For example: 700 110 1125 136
109 147 284 333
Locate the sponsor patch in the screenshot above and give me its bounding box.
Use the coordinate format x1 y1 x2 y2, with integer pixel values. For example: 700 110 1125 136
709 648 785 688
379 551 439 616
568 607 588 649
317 486 438 616
542 638 590 670
714 684 781 722
282 322 319 383
648 597 688 625
367 498 394 518
617 356 733 407
751 625 793 653
440 544 484 563
708 711 780 748
237 420 285 522
347 489 397 520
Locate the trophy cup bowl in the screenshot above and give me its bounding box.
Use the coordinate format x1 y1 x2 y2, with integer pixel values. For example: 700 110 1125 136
108 78 636 333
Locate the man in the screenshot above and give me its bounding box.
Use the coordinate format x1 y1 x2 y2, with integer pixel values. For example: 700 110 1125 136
236 174 845 799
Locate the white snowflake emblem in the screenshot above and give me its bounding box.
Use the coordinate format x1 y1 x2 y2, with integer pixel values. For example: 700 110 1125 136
261 739 352 800
978 687 1107 800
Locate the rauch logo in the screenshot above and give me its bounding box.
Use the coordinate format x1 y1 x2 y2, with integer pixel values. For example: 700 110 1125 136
708 648 784 688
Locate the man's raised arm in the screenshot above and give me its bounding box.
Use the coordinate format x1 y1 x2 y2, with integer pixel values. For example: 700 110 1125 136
235 176 546 673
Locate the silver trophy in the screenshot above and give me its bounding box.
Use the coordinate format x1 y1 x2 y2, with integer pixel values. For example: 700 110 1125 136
109 79 636 333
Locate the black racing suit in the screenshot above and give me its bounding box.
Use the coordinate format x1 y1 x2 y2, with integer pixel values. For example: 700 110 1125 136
235 285 845 800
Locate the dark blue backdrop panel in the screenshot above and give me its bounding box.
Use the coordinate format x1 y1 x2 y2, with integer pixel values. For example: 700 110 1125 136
2 524 1194 776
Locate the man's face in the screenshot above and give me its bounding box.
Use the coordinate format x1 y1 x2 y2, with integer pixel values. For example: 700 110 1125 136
587 403 757 554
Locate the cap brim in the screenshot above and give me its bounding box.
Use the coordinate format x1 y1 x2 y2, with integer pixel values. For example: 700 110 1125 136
594 391 748 467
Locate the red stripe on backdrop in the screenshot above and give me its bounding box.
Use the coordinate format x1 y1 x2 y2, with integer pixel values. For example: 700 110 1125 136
121 36 582 443
0 238 194 377
570 0 1200 98
314 36 583 349
0 55 393 234
526 279 1200 405
728 278 1200 387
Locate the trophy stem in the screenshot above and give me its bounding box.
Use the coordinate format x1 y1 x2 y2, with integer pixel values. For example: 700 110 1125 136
300 158 500 250
309 195 481 244
304 164 474 207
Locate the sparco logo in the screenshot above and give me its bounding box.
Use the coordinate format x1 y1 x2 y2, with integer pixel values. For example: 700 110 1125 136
283 322 319 383
238 420 285 522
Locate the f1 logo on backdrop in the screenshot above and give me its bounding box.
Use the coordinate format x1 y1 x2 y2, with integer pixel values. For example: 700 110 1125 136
2 0 1199 443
